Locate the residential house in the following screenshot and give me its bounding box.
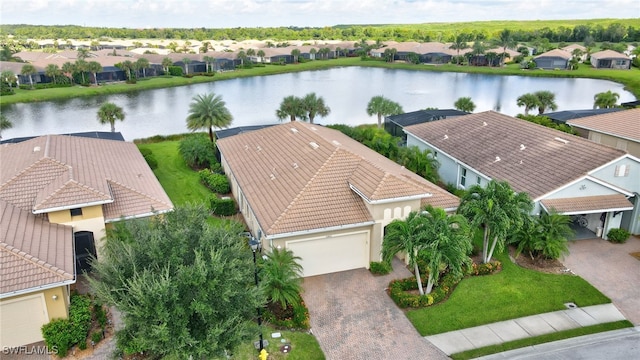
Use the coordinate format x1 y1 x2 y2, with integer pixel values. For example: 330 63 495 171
384 109 469 141
567 108 640 158
404 111 640 238
562 44 588 61
544 108 626 124
534 49 572 69
589 50 631 69
216 122 459 277
0 134 174 347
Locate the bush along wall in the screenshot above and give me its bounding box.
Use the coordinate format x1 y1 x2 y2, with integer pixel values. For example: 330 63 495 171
388 261 501 309
209 196 236 216
199 169 230 194
41 294 92 357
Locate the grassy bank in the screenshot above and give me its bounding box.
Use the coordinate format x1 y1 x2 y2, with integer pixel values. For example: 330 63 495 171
2 57 638 106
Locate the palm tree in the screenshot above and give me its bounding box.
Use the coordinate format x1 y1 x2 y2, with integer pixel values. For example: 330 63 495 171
203 55 213 72
449 34 469 65
335 47 342 58
533 90 558 114
162 57 173 75
97 102 125 132
593 90 620 109
256 50 265 63
485 52 499 67
291 49 300 63
186 93 233 143
419 206 472 294
261 248 303 309
246 48 256 60
87 61 102 86
470 40 486 66
276 95 306 122
382 211 430 295
535 211 573 260
494 29 516 66
0 114 13 140
76 47 90 60
199 41 211 53
454 97 476 113
0 70 15 89
366 96 404 128
516 93 540 115
45 64 61 84
309 48 317 60
458 180 533 263
302 93 331 124
118 60 134 82
136 58 150 78
61 61 75 83
75 59 88 84
21 64 37 89
182 57 191 75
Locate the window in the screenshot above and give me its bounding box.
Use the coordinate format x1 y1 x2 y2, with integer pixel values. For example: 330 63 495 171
70 208 83 217
460 168 467 187
615 164 629 177
477 176 482 185
615 59 626 66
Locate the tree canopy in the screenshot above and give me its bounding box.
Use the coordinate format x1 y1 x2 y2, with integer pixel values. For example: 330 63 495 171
593 90 620 109
302 92 331 124
96 102 125 132
366 95 404 128
276 95 306 122
186 93 233 142
88 205 263 358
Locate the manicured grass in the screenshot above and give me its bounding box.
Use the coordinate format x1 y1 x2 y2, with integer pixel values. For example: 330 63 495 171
232 326 324 360
406 249 611 336
450 320 634 360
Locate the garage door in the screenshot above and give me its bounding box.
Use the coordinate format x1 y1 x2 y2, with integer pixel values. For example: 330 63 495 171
286 231 369 277
0 294 49 348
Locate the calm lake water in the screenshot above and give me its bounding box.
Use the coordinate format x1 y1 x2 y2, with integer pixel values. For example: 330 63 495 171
1 67 636 141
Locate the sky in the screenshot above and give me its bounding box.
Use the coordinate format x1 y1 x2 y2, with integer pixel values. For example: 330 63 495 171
0 0 638 29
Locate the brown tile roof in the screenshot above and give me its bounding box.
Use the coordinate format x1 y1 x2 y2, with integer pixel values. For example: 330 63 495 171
567 108 640 142
404 111 627 200
535 49 572 60
541 194 634 214
590 50 630 61
0 135 173 221
217 122 458 236
1 200 74 296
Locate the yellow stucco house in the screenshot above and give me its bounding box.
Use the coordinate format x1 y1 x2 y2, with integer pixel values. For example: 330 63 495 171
0 134 173 349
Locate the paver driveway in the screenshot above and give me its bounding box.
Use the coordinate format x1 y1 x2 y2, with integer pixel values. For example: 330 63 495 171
301 258 449 360
562 236 640 325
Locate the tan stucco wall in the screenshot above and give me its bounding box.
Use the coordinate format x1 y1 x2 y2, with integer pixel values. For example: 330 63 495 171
3 286 70 321
48 205 107 256
590 131 640 158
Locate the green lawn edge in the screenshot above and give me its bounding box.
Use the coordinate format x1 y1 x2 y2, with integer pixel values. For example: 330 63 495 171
450 320 634 360
2 57 638 106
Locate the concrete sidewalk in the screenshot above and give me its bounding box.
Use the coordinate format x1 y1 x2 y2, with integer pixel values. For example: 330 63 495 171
424 303 626 356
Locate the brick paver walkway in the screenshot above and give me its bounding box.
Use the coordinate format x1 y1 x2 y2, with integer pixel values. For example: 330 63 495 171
301 258 448 360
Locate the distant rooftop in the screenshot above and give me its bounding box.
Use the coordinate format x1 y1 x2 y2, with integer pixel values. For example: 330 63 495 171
544 108 626 124
1 131 125 144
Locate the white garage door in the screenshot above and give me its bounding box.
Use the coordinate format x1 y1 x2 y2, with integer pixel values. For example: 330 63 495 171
286 232 369 277
0 294 49 349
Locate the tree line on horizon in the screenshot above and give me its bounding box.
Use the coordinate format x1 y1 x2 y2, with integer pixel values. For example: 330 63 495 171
1 20 639 44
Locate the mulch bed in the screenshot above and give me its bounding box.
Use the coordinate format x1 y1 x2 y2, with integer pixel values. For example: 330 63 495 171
507 246 569 274
630 252 640 261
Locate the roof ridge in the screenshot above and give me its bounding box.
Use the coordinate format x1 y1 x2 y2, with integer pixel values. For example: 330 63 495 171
33 178 112 211
0 157 67 190
0 242 74 280
106 179 172 208
268 148 342 233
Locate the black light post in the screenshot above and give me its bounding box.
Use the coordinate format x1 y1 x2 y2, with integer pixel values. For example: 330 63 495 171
249 237 265 351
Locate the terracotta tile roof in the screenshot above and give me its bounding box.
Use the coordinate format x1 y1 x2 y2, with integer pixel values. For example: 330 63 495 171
0 135 173 221
1 200 74 295
590 50 630 60
567 108 640 142
217 122 459 236
541 194 634 214
404 111 627 200
535 49 572 60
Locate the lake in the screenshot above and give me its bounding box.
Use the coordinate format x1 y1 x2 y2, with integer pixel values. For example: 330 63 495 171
1 67 636 141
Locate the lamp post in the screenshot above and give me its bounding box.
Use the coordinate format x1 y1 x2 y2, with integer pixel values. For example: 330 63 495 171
249 237 265 351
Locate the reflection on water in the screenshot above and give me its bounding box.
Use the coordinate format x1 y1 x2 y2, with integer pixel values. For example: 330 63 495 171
1 67 635 141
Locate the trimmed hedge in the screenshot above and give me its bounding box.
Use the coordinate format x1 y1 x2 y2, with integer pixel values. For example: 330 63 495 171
209 196 236 216
607 228 631 244
41 294 92 357
369 261 392 275
139 147 158 170
178 134 218 170
199 169 230 194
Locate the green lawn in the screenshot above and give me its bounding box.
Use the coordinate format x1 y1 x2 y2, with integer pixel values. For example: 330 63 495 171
232 327 324 360
407 249 611 336
450 320 633 360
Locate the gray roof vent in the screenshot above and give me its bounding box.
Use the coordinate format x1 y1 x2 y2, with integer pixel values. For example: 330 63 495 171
293 162 298 169
290 128 298 133
443 134 449 140
494 156 501 163
483 122 488 126
309 142 319 149
332 140 341 146
520 144 526 151
33 146 41 152
554 137 570 144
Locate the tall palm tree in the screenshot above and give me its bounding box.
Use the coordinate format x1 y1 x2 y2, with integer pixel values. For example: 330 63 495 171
276 95 306 122
302 93 331 124
382 211 430 295
186 93 233 143
87 61 102 86
136 58 150 78
203 55 213 72
494 29 516 66
309 48 317 60
45 64 61 84
449 34 469 65
97 102 125 132
533 90 558 114
535 211 573 260
118 60 134 82
291 49 300 63
161 57 173 75
0 114 13 140
256 50 265 63
246 48 256 59
458 180 533 263
61 61 75 84
454 97 476 113
261 248 303 309
366 95 404 128
470 40 486 66
0 70 15 89
593 90 620 109
419 206 472 294
75 59 88 84
76 47 90 60
236 50 246 67
21 64 37 89
182 57 191 75
484 51 499 67
516 93 540 115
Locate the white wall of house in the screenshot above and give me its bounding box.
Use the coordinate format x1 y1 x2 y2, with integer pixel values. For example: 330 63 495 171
544 178 625 200
589 157 640 194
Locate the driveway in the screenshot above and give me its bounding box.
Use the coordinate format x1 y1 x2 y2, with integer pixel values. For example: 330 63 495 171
562 236 640 325
301 258 448 360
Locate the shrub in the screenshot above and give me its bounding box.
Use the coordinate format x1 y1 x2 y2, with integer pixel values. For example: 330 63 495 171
91 331 102 344
168 66 183 76
41 294 92 357
94 304 107 328
41 318 74 357
178 134 218 169
263 297 310 330
209 196 236 216
199 169 230 194
608 228 631 243
139 147 158 170
369 261 392 275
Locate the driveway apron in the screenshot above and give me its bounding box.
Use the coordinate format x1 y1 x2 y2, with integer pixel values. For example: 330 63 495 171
301 258 448 360
562 236 640 325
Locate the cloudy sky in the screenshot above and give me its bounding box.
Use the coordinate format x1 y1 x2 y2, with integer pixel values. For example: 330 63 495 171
1 0 638 28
